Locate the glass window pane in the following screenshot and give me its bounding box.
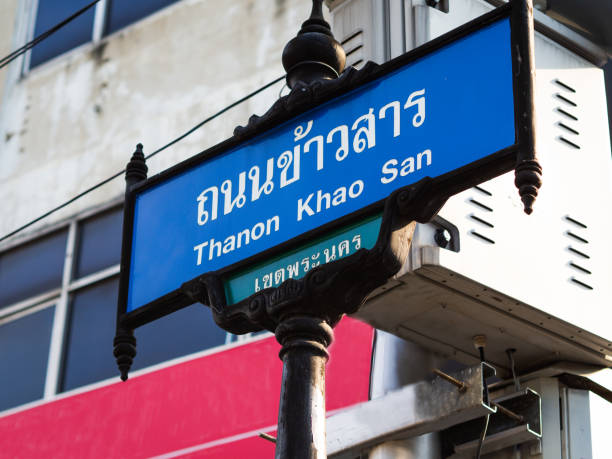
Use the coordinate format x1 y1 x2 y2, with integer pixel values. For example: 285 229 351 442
61 277 226 392
132 303 227 371
0 305 55 411
105 0 181 35
30 0 96 68
0 230 67 308
61 278 118 392
75 208 122 279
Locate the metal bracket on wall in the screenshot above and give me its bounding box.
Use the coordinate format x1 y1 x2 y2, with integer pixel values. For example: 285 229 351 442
327 363 496 457
442 388 542 458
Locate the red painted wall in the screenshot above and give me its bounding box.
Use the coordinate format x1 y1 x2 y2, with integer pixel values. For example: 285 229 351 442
0 318 373 458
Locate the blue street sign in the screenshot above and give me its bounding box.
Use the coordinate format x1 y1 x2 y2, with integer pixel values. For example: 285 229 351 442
126 17 514 313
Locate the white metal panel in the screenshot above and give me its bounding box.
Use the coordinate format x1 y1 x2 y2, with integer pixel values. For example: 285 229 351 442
561 388 593 458
327 0 387 64
357 266 611 373
342 0 612 353
425 31 612 343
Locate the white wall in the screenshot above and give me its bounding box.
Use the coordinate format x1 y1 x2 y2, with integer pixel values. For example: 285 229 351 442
0 0 309 246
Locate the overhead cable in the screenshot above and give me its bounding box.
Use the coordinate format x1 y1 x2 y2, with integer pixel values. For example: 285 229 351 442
0 75 285 243
0 0 101 70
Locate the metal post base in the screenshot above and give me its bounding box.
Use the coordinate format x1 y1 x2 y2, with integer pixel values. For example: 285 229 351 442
275 316 333 459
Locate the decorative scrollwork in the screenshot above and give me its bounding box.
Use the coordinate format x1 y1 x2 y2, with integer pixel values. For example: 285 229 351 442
180 177 452 338
233 63 380 141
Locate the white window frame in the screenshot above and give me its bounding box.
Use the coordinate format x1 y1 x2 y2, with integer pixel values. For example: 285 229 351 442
0 198 122 401
0 197 267 409
22 0 187 74
23 0 106 74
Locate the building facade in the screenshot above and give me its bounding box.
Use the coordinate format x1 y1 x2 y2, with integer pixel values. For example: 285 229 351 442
1 0 611 457
0 1 375 457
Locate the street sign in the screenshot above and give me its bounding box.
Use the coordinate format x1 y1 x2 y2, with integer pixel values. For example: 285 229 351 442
118 4 535 328
225 214 382 304
114 3 541 454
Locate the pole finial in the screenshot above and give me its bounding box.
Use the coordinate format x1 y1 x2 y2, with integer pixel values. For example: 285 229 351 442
125 143 148 187
113 327 136 381
281 0 346 89
300 0 330 35
514 160 542 215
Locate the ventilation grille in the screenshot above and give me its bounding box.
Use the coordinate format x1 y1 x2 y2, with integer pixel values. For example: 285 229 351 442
553 79 580 149
564 215 593 290
467 185 495 245
341 30 364 69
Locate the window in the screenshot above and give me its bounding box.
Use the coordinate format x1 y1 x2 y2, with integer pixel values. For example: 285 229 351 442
0 230 66 308
28 0 182 68
29 0 96 68
104 0 181 36
0 304 55 410
74 208 122 279
61 277 226 392
61 278 119 391
0 202 242 413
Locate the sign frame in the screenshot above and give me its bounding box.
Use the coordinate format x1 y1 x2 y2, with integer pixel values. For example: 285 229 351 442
117 2 538 330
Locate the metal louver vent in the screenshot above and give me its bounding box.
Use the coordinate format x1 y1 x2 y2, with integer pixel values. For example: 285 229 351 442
467 185 495 244
564 215 593 290
553 78 581 149
342 30 364 69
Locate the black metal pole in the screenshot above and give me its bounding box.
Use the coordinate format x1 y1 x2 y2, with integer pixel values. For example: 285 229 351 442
274 3 345 457
511 0 542 214
274 316 333 458
190 184 434 458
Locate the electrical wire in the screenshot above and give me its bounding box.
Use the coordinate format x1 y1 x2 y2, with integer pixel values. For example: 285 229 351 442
506 348 521 391
0 75 285 243
0 0 101 70
475 413 490 459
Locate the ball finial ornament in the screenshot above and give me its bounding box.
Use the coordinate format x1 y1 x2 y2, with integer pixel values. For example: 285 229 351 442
282 0 346 89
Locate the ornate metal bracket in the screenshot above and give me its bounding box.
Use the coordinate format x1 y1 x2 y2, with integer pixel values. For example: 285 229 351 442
115 3 542 457
182 177 447 337
181 176 448 459
234 61 379 141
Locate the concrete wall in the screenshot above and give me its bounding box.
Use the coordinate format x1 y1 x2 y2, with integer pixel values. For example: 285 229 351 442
0 0 309 245
0 0 20 107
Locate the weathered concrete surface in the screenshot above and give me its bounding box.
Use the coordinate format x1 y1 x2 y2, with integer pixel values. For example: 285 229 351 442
0 0 20 107
0 0 309 245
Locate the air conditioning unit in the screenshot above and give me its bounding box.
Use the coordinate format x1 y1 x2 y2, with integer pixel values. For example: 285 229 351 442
329 0 612 375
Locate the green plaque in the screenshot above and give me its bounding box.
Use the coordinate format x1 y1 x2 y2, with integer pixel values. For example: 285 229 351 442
225 214 382 304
